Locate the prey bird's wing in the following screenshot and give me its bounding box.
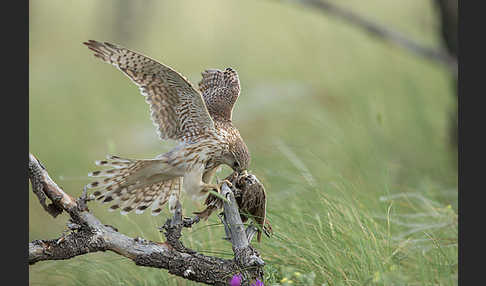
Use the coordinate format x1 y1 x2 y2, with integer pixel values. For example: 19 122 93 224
84 40 215 142
198 68 241 121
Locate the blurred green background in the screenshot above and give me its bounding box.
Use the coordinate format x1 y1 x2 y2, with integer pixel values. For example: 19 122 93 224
29 0 457 285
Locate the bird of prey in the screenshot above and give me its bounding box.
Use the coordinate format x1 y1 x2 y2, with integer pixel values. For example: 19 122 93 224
195 171 272 242
83 40 250 216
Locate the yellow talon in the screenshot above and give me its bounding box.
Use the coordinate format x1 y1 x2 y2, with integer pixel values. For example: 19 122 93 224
220 179 233 189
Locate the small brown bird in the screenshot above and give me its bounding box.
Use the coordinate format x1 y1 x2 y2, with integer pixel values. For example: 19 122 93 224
83 40 250 216
195 171 272 242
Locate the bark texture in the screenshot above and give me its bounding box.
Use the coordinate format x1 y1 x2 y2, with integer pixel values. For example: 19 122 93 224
28 153 264 285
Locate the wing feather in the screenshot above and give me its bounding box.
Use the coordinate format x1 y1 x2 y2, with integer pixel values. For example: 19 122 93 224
84 40 214 141
198 68 241 121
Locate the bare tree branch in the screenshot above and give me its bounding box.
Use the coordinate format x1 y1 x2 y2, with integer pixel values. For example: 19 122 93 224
433 0 458 147
282 0 457 74
28 153 264 285
434 0 457 59
221 183 265 270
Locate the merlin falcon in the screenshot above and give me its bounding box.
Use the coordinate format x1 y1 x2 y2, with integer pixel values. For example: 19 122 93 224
83 40 250 216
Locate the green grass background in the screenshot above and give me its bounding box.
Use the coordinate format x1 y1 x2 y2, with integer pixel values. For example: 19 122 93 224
29 0 457 285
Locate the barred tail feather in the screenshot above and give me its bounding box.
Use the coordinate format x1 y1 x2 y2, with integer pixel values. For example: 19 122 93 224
94 155 134 168
86 155 180 216
150 183 173 216
168 177 182 214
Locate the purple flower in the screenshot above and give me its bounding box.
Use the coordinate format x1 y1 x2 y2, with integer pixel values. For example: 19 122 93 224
251 278 264 286
230 274 242 286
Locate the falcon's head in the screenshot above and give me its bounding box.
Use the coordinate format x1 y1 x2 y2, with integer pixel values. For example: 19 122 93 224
228 137 250 173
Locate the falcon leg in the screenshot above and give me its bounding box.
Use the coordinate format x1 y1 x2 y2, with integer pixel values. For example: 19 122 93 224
201 183 220 194
201 179 233 195
219 179 233 189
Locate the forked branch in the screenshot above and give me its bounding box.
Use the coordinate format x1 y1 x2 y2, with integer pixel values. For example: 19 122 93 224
284 0 457 74
28 153 264 285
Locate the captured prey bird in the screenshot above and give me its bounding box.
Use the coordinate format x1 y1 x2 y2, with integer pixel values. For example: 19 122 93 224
195 171 273 242
83 40 250 216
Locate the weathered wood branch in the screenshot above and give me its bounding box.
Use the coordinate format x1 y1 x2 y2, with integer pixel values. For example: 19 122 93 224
283 0 457 74
221 183 265 273
28 153 264 285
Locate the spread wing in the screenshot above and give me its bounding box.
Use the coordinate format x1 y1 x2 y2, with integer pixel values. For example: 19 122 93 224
84 40 214 142
198 68 241 121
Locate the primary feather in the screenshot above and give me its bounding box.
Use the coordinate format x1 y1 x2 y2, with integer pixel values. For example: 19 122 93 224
84 40 215 142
